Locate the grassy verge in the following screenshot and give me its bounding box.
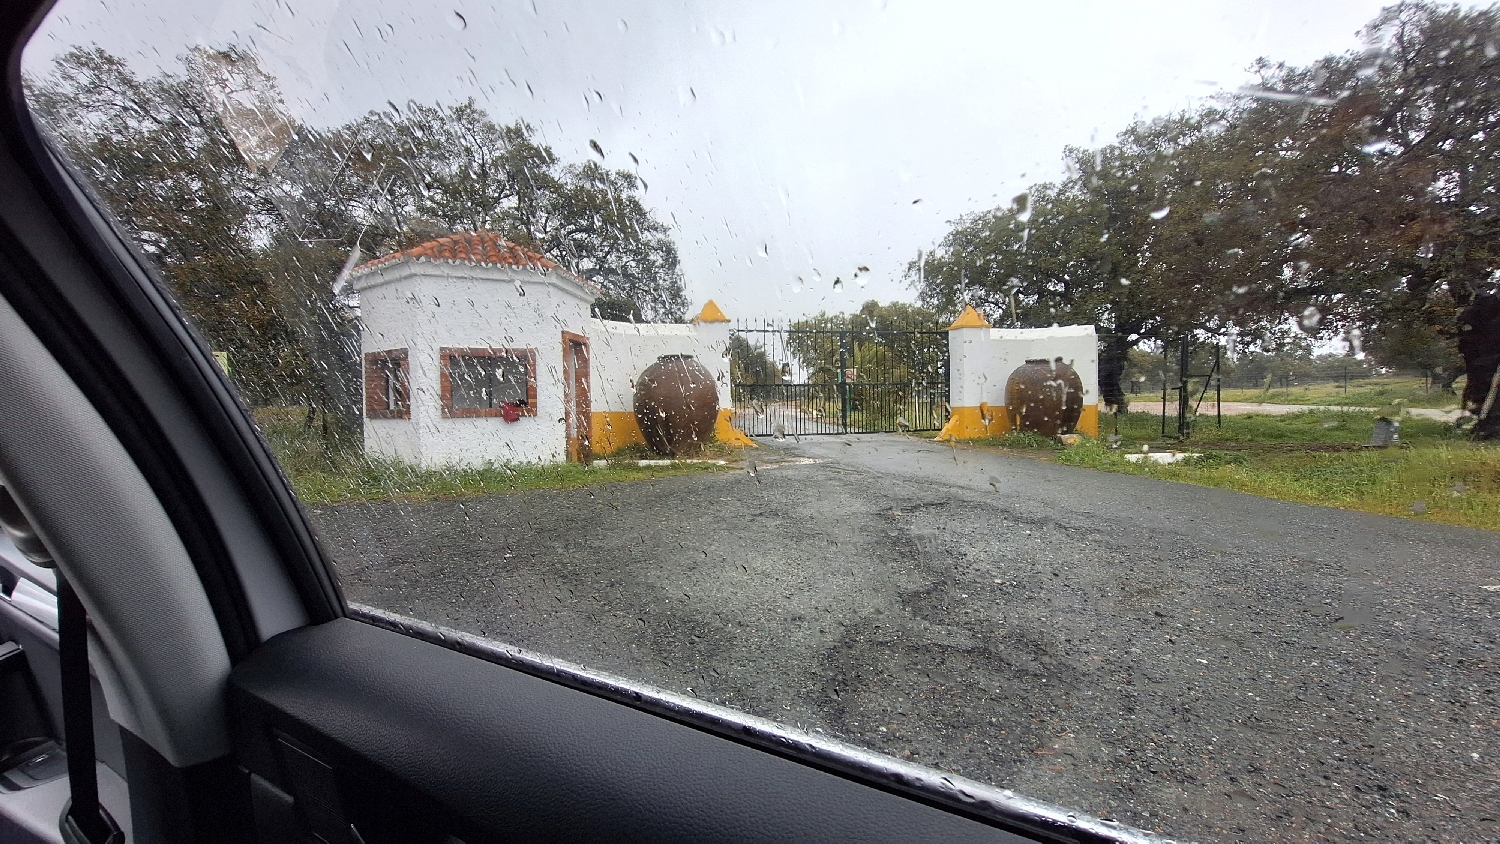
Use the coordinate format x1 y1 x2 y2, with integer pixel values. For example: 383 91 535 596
977 410 1500 532
253 407 739 506
1213 375 1463 409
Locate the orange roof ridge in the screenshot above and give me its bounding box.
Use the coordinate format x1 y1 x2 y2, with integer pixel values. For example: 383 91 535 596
691 299 731 323
948 305 991 330
349 231 591 289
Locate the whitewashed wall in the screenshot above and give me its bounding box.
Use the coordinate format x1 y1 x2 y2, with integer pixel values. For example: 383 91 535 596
355 259 595 467
587 319 733 415
356 272 425 463
950 324 1099 410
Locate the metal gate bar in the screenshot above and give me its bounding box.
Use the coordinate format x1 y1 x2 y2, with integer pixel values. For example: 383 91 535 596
730 320 949 436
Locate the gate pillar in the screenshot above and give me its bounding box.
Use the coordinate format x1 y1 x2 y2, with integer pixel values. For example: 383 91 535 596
937 306 1005 440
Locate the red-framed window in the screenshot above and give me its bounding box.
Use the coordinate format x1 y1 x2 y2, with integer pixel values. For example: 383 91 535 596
440 347 539 418
364 349 410 419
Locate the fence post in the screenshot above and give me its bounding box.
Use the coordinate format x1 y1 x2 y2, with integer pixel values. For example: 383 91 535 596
1178 336 1189 438
1160 342 1169 440
838 330 851 434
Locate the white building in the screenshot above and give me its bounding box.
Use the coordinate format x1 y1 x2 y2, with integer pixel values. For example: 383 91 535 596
938 306 1100 440
352 231 747 468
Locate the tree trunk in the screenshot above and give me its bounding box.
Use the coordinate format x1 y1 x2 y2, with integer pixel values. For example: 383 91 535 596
1099 332 1132 412
1457 294 1500 440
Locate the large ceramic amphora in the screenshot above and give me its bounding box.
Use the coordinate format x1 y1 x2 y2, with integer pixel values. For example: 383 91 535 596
1005 358 1084 435
634 354 719 456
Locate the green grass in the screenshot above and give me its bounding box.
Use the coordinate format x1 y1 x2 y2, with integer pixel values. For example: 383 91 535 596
1101 408 1453 445
253 407 736 505
1214 375 1463 409
971 430 1065 450
1038 409 1500 531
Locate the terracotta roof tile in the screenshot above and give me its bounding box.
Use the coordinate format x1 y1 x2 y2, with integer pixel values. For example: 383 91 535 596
350 231 597 294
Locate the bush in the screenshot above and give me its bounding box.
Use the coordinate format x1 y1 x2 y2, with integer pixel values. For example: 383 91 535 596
992 430 1064 450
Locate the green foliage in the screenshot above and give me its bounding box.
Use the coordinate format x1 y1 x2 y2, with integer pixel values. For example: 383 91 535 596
982 431 1064 450
1217 375 1464 409
1100 408 1452 444
728 333 780 385
783 300 942 383
1050 410 1500 530
253 407 725 504
911 3 1500 416
25 45 691 431
287 98 689 321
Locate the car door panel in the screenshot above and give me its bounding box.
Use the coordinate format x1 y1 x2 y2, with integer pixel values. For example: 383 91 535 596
230 618 1031 844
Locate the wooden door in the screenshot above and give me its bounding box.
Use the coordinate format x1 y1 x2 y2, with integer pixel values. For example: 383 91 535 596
562 332 592 463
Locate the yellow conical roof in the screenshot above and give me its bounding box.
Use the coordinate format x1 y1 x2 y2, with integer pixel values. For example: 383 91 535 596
692 299 731 323
948 305 991 330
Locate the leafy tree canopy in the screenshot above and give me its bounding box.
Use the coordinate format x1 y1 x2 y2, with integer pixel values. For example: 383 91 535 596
911 1 1500 414
26 45 690 430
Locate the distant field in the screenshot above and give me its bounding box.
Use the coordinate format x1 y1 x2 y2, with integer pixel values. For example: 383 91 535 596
977 409 1500 532
1212 375 1464 409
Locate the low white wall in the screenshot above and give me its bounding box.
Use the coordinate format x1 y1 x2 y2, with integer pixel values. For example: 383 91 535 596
942 322 1100 438
588 319 732 414
952 325 1099 410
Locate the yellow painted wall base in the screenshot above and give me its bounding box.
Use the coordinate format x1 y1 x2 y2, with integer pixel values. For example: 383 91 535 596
714 408 757 447
934 405 1009 441
591 411 644 455
936 404 1101 441
590 409 756 455
1077 404 1100 438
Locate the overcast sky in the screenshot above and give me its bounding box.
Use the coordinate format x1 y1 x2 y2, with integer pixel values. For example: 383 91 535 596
27 0 1481 320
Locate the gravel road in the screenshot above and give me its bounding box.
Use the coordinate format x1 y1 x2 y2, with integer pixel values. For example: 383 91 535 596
314 435 1500 842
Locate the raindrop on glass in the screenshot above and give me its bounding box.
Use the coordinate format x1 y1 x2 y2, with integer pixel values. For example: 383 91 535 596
1149 205 1170 220
1013 192 1031 222
1299 306 1321 332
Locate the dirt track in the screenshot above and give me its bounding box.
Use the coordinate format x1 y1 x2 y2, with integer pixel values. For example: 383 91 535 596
316 434 1500 842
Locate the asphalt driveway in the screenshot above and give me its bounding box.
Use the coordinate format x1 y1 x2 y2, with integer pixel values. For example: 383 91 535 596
316 434 1500 842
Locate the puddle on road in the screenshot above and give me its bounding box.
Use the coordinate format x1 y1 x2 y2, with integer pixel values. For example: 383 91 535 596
1331 581 1381 631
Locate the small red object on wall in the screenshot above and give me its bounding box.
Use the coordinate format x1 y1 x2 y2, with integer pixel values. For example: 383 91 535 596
500 402 522 423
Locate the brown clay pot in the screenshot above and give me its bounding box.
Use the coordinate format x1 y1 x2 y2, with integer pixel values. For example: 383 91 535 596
1006 358 1084 435
634 355 720 456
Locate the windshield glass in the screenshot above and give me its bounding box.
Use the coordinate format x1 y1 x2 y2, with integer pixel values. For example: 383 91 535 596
22 1 1500 839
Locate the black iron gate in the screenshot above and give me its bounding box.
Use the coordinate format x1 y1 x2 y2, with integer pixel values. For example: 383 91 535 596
730 319 949 436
